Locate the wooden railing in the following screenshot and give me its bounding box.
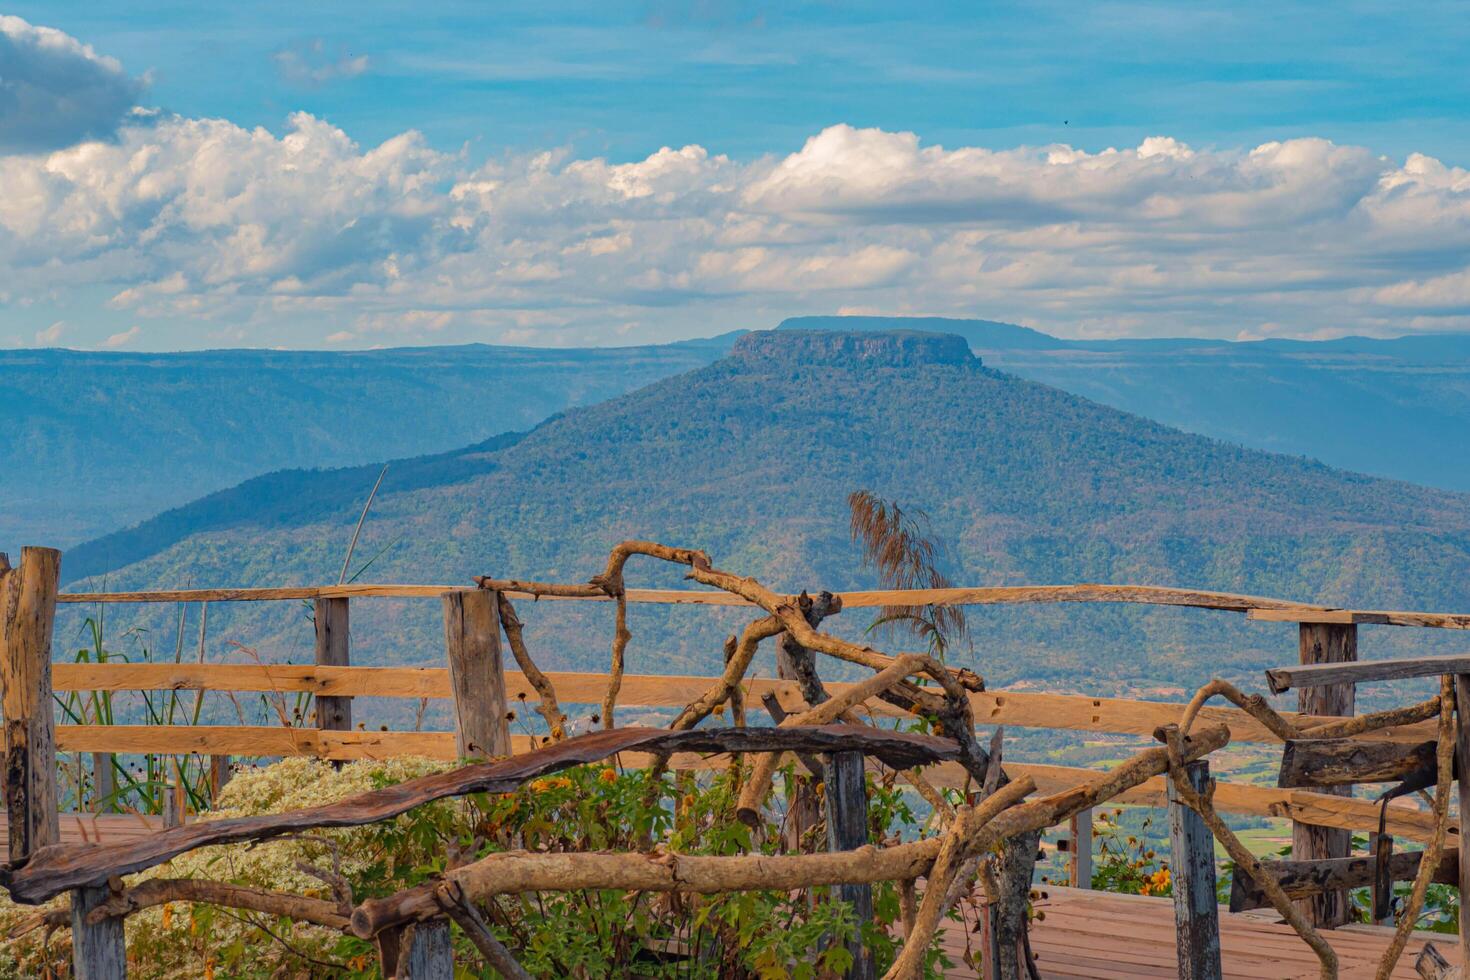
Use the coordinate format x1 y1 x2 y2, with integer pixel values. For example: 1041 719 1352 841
7 545 1470 932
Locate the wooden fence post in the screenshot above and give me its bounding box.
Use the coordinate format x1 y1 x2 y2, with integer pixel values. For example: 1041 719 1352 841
401 920 453 978
91 753 115 812
1454 673 1470 966
1293 621 1356 928
441 590 510 759
71 884 127 979
1169 760 1222 980
826 751 875 980
1068 808 1092 889
1 547 61 861
314 597 352 735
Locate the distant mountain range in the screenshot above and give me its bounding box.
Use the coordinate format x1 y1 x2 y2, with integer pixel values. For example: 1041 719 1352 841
60 330 1470 693
0 336 739 551
14 314 1469 564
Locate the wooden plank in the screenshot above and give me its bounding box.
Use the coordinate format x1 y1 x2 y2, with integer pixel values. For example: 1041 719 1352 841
1291 622 1356 930
313 597 351 733
442 590 510 760
1249 608 1470 630
1277 738 1436 788
1 547 61 860
1227 850 1457 913
1267 654 1470 694
57 582 1325 612
71 884 127 979
51 665 1437 745
825 750 874 980
1168 761 1222 980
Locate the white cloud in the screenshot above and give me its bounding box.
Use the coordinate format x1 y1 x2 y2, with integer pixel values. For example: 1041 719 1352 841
0 16 146 152
34 320 65 345
273 39 371 88
2 103 1470 344
99 325 140 348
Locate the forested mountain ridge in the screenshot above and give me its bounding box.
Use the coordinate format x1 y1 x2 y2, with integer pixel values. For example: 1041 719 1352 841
61 330 1470 692
781 315 1470 492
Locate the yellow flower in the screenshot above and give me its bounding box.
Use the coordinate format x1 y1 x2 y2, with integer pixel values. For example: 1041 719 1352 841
161 903 173 929
600 768 618 785
204 959 215 980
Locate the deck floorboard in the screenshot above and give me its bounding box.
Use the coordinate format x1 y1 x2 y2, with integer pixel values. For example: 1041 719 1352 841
937 886 1457 979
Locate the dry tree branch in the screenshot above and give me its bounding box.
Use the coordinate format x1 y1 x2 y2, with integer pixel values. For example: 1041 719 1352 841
884 776 1037 980
87 879 351 931
494 593 568 739
1158 723 1338 980
350 724 1230 939
432 879 533 980
736 654 926 825
1374 677 1456 980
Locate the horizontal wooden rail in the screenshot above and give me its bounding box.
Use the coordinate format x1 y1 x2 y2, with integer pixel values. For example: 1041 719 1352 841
57 583 1324 612
57 580 1470 629
51 727 1443 841
1248 608 1470 630
1266 654 1470 693
53 664 1434 745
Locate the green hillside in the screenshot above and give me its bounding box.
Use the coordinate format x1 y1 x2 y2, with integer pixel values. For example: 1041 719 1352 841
59 330 1470 695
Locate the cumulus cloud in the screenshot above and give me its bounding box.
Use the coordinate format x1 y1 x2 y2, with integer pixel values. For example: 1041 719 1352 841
0 16 146 152
1 109 1469 344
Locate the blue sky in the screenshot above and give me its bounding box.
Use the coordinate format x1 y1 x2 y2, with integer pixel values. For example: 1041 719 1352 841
3 2 1470 349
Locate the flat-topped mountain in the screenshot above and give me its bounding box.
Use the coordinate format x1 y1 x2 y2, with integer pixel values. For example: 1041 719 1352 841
64 330 1470 691
781 315 1470 492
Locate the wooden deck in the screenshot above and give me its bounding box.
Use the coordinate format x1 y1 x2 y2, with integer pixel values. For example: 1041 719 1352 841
939 887 1458 979
1 812 164 849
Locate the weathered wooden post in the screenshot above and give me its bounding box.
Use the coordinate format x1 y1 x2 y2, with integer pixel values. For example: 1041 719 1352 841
71 882 127 980
441 590 511 759
91 752 115 812
1068 808 1093 889
1454 673 1470 966
1293 621 1356 928
1 547 61 860
826 750 875 980
313 596 352 736
401 920 453 978
1168 760 1222 980
210 753 232 800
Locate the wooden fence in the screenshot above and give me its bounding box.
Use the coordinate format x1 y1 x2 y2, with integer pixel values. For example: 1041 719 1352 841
6 546 1470 929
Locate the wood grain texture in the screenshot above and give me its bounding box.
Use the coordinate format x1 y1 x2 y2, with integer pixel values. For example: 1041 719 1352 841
70 884 126 980
1228 850 1459 912
1292 622 1356 930
312 597 351 733
1 547 61 861
1168 761 1221 980
1268 654 1470 694
57 582 1324 612
52 666 1436 745
1 725 963 904
441 590 509 759
1277 738 1437 788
